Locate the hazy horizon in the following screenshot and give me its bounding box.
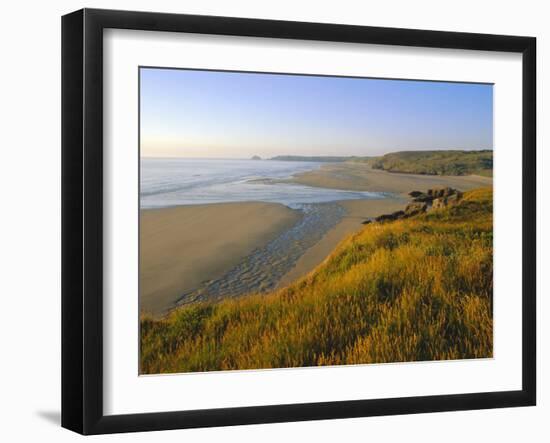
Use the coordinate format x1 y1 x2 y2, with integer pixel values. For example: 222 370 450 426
140 148 493 160
140 68 493 159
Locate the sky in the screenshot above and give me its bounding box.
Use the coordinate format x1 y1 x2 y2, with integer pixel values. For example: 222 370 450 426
140 67 493 159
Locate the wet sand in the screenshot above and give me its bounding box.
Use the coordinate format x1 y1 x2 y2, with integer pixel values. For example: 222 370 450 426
175 202 348 306
140 202 300 316
289 162 492 194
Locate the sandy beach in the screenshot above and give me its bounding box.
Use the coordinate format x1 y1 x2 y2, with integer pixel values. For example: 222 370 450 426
140 202 300 316
141 161 493 316
288 162 492 194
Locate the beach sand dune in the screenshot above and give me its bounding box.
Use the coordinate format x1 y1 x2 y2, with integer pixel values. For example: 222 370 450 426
289 162 492 194
140 202 300 316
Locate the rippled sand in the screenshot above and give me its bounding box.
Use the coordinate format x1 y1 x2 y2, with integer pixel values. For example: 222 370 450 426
176 202 347 305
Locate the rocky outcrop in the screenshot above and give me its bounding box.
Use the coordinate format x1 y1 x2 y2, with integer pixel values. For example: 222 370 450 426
409 187 463 203
368 187 463 224
404 201 428 216
375 210 405 223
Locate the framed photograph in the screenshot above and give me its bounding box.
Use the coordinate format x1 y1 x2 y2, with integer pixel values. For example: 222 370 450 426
61 8 536 435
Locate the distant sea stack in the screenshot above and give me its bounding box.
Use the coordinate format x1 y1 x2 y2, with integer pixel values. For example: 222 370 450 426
251 155 262 160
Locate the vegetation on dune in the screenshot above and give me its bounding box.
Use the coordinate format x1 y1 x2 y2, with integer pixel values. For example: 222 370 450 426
140 188 493 374
367 150 493 176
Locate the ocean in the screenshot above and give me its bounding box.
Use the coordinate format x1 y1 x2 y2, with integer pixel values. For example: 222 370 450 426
140 158 384 209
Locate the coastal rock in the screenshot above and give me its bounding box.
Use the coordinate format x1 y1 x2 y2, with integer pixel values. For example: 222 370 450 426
413 194 431 202
409 189 433 202
411 187 463 205
431 189 463 210
375 210 406 223
392 210 406 219
375 214 395 223
405 202 428 216
368 187 463 225
429 187 457 199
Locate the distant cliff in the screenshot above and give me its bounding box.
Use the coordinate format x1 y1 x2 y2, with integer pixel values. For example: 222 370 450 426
369 150 493 176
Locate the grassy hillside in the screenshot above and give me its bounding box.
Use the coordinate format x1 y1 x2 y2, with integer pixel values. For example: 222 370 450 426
141 188 493 374
369 150 493 176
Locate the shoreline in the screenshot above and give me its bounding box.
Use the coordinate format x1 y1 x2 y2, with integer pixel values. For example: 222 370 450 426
140 162 493 316
140 201 301 316
140 196 406 316
287 162 492 195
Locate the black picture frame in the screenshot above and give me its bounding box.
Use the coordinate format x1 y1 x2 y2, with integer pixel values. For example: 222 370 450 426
62 8 536 435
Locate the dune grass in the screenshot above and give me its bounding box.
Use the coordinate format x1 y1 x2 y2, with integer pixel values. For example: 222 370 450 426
140 188 493 374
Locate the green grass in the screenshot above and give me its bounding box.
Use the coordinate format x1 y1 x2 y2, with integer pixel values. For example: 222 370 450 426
367 150 493 176
141 188 493 374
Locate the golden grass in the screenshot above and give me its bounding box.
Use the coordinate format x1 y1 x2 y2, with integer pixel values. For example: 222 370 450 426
140 188 493 374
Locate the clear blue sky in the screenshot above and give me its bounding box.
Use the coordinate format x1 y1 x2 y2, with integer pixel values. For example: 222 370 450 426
140 67 493 158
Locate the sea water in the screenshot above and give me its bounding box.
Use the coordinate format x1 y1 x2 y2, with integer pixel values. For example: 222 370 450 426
140 158 384 209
